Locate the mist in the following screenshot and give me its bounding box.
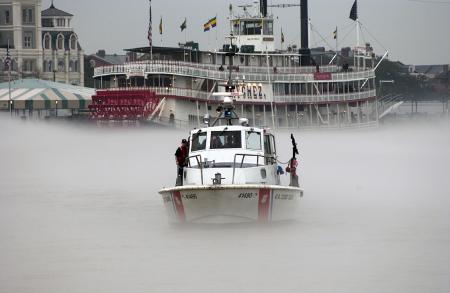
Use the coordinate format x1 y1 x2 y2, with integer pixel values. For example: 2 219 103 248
1 115 449 293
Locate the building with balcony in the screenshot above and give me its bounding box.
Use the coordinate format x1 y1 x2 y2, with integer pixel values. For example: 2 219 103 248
0 0 84 86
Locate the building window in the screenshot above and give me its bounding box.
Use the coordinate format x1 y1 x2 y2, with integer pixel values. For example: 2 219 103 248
24 33 32 48
22 8 33 24
42 19 53 27
57 18 65 27
5 10 10 24
58 59 65 71
263 20 274 35
44 34 51 50
70 35 77 50
57 35 64 50
22 60 28 72
22 59 34 72
43 60 52 72
69 60 79 72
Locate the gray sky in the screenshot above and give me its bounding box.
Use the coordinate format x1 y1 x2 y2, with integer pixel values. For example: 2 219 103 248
44 0 450 65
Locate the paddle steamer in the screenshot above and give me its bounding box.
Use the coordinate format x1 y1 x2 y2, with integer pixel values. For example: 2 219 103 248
90 0 380 129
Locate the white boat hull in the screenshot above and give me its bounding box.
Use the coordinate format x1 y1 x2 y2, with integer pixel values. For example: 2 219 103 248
158 185 303 224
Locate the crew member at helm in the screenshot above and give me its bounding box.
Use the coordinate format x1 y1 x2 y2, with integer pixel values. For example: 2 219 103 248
175 139 189 186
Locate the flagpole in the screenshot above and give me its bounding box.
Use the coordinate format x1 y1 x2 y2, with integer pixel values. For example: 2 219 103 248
160 16 163 46
349 0 359 67
207 27 211 52
149 0 153 60
185 19 188 62
336 26 339 66
356 19 360 47
8 39 12 116
308 18 311 50
215 14 218 50
281 28 283 51
184 18 187 62
335 26 338 54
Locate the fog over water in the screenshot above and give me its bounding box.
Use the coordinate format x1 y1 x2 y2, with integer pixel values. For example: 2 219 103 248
0 116 449 293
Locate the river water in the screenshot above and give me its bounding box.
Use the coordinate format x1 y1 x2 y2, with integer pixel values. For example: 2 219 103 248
1 116 449 293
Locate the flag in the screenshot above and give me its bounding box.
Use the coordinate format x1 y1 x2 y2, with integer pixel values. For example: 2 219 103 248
209 16 217 28
147 0 152 47
204 17 217 32
180 18 187 32
159 17 163 34
203 21 210 32
349 0 358 21
333 27 337 39
4 44 12 68
281 28 285 43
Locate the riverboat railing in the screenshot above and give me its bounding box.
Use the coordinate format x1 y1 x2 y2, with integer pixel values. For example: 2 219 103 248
97 86 376 104
94 60 374 83
274 90 377 103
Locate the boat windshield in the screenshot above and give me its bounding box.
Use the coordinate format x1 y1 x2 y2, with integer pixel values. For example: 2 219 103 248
210 131 242 149
191 132 207 152
246 131 261 150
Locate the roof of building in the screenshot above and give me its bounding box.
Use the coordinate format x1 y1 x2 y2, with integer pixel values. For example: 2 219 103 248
87 54 128 66
101 54 128 65
42 3 73 17
412 65 447 76
0 79 94 110
125 46 187 54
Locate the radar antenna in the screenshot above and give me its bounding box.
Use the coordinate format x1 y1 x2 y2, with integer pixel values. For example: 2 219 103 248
209 34 241 127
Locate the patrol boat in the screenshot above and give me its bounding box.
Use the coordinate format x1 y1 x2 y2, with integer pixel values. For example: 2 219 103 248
158 90 303 224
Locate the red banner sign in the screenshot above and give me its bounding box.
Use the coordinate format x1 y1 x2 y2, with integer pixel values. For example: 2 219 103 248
314 72 332 80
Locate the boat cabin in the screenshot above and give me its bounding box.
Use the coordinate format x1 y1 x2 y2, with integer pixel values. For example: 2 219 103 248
189 125 276 167
183 125 280 186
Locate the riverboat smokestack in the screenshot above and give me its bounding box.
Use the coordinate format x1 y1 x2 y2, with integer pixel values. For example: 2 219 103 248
260 0 268 17
299 0 311 66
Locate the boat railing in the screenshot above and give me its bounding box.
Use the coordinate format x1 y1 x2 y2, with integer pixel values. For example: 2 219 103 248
93 61 374 82
186 154 204 185
232 153 276 184
97 86 376 103
274 90 377 103
94 60 339 76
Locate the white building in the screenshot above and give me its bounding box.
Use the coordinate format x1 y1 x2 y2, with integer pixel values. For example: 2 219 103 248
0 0 84 86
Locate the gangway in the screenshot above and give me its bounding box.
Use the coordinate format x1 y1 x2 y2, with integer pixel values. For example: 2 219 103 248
379 101 404 119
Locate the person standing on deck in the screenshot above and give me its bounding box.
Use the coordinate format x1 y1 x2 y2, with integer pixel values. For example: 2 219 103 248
175 139 189 186
286 134 300 187
287 157 299 187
